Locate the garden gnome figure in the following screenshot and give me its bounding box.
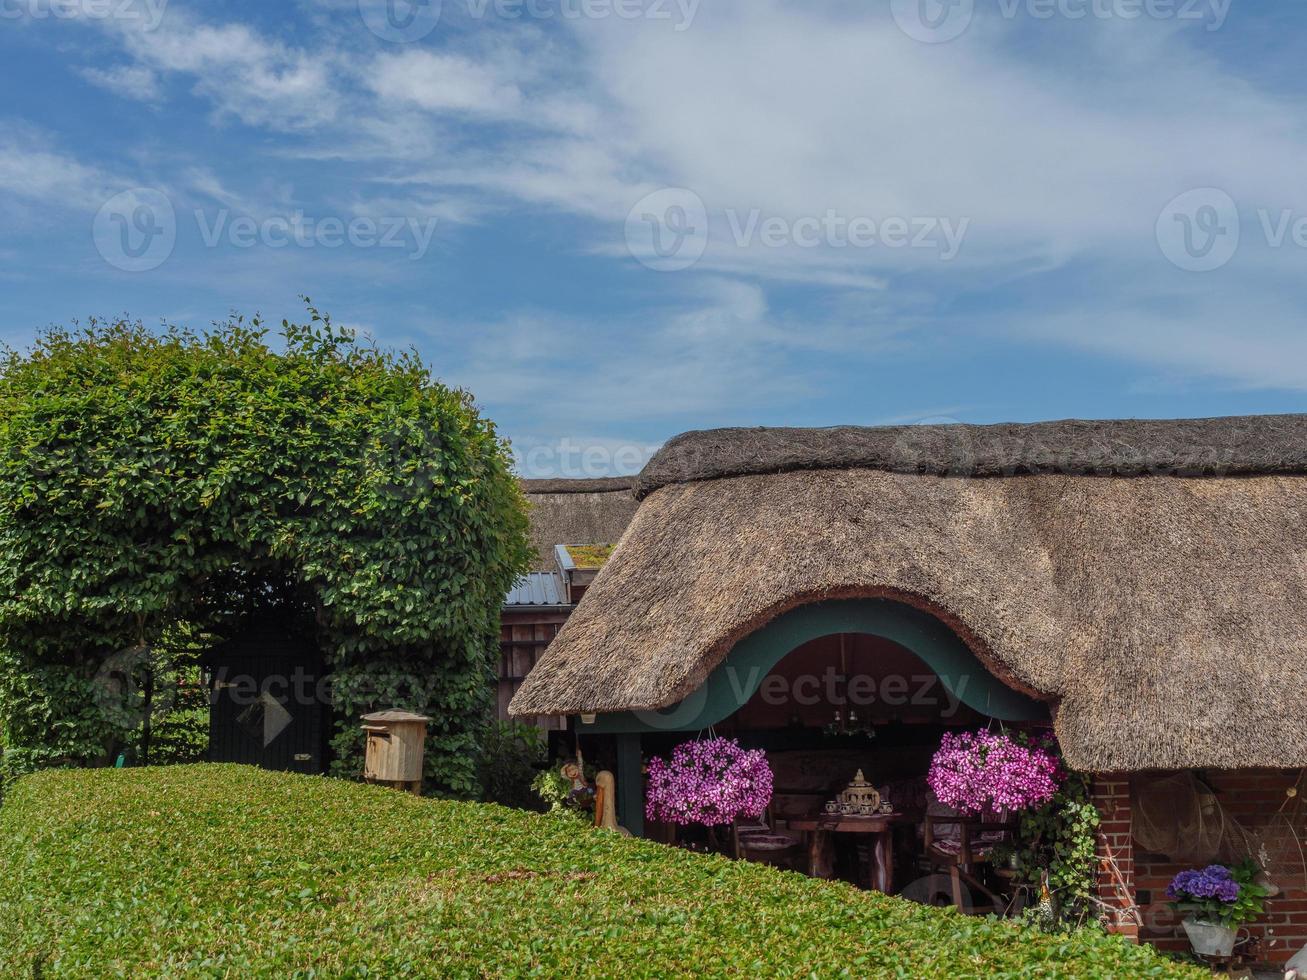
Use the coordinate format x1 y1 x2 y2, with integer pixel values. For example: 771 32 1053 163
560 758 595 813
561 760 587 793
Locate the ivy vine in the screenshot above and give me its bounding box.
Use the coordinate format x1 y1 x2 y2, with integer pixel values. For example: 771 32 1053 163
996 772 1102 932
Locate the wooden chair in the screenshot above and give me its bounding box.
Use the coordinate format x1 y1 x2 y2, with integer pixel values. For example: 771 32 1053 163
731 806 801 864
923 811 1015 912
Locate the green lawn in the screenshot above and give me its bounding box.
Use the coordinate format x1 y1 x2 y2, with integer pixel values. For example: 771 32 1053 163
0 765 1200 978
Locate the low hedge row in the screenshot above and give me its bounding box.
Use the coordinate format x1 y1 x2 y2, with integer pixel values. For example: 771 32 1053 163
0 765 1200 978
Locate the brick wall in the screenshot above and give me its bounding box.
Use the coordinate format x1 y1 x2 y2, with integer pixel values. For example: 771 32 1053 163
1091 774 1139 939
1094 769 1306 967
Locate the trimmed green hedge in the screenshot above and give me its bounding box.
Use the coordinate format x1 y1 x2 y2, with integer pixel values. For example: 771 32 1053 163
0 766 1199 978
0 313 530 793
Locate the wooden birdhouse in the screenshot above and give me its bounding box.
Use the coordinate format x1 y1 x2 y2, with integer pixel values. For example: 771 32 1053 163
361 710 431 793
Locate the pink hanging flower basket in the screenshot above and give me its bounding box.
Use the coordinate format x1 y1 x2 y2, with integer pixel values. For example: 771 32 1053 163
927 730 1062 815
645 737 774 827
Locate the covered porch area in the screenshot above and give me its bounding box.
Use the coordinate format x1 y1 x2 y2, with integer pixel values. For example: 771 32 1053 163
580 597 1051 908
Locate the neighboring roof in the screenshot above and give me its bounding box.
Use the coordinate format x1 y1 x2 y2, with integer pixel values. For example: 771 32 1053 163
522 477 635 494
504 571 569 608
512 415 1307 772
557 543 616 571
634 415 1307 499
521 478 639 572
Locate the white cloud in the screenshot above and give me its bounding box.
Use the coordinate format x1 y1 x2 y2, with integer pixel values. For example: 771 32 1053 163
307 2 1307 295
183 168 263 213
368 50 524 116
23 0 1307 399
1004 286 1307 392
79 64 161 102
432 273 908 434
69 10 341 129
0 124 115 211
568 2 1307 257
43 1 1307 265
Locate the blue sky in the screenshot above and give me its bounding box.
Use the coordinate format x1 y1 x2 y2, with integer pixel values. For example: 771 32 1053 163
2 0 1306 476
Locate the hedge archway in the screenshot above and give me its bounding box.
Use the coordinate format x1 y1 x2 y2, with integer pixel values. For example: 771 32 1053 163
0 308 531 795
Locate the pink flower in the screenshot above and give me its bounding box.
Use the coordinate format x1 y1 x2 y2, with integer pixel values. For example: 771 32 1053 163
927 730 1061 814
645 737 774 827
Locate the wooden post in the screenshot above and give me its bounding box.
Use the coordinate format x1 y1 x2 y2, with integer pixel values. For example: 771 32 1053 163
615 732 644 838
808 829 835 879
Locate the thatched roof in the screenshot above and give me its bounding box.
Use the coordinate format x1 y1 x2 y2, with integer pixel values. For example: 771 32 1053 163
521 478 639 572
523 477 636 495
635 414 1307 498
512 416 1307 772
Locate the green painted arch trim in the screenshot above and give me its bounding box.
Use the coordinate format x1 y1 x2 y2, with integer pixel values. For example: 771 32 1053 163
579 598 1047 734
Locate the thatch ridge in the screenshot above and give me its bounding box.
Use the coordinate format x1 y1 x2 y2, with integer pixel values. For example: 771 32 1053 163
511 468 1307 771
521 476 636 494
634 415 1307 498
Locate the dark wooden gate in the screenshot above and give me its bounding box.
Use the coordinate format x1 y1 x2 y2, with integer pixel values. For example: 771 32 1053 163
205 625 330 774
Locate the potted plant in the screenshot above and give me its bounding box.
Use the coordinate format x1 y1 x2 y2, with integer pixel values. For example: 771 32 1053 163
1167 861 1271 957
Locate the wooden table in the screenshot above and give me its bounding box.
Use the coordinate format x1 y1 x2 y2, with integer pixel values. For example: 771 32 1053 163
788 813 906 894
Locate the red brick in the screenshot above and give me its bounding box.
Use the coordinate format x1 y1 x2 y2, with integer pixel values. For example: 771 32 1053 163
1090 768 1307 967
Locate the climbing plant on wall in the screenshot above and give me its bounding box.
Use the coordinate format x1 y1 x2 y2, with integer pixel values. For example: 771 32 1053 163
0 306 531 796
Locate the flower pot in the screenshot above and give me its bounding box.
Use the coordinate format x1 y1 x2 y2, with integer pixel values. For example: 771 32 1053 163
1182 919 1237 957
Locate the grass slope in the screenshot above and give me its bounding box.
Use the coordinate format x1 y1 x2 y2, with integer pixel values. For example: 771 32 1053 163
0 765 1199 979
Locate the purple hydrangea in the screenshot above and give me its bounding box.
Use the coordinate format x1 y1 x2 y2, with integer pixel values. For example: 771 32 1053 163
1167 865 1241 904
645 737 774 827
927 730 1062 814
